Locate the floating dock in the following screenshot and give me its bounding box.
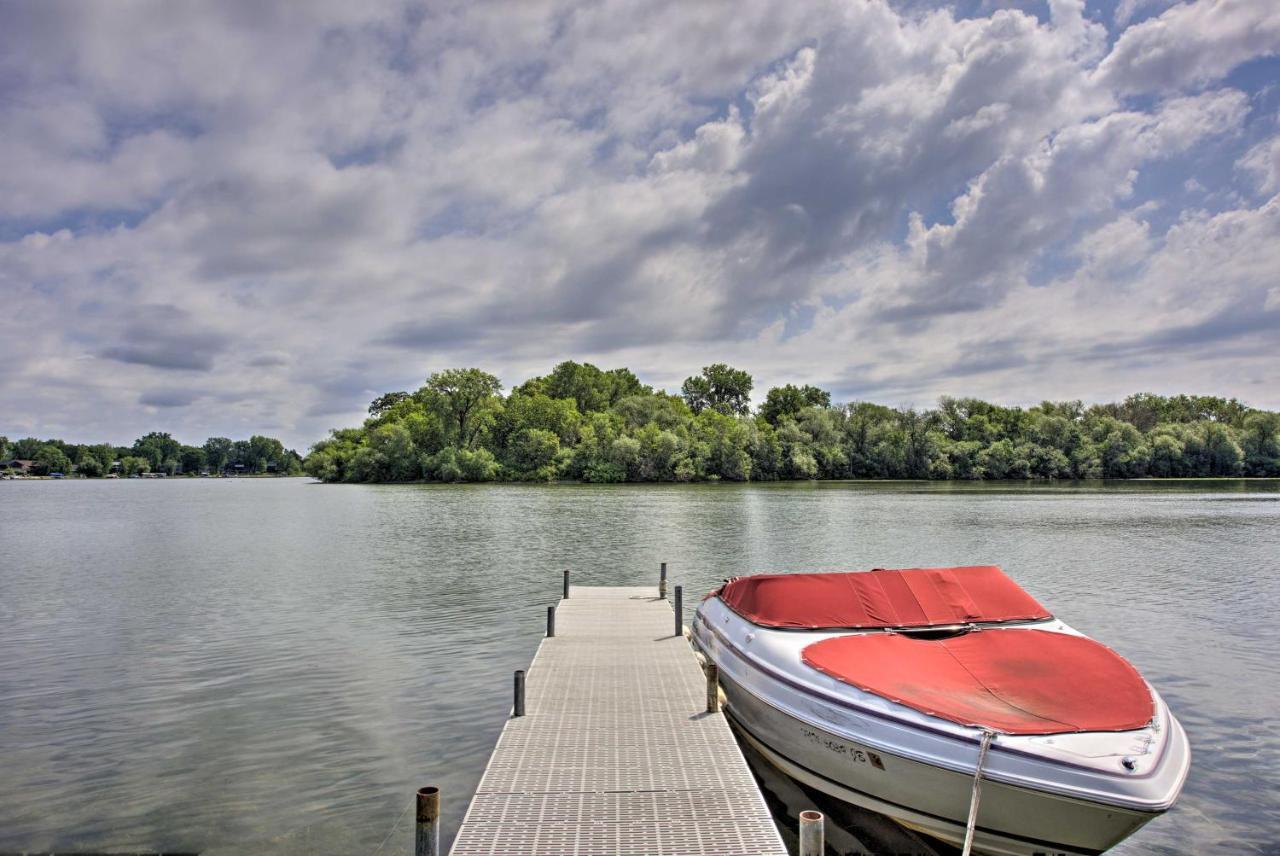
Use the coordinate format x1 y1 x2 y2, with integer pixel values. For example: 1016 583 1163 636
449 585 787 855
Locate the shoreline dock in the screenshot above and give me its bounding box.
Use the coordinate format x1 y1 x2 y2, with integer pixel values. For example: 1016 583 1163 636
447 583 787 855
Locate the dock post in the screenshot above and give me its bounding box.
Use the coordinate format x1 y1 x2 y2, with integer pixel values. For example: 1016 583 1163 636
674 585 683 638
706 663 720 713
799 810 824 856
415 786 440 856
513 670 525 717
546 605 556 638
563 569 570 600
659 561 667 599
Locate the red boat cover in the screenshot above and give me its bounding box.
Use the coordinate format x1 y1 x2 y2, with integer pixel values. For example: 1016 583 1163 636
716 566 1050 629
802 629 1155 734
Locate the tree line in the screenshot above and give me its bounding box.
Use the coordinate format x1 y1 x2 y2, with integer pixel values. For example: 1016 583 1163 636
303 362 1280 483
0 432 303 477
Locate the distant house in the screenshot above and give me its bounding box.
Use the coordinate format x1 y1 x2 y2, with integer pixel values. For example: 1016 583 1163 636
2 459 34 473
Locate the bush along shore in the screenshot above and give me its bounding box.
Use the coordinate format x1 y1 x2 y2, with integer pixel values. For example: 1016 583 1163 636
303 362 1280 484
0 433 303 478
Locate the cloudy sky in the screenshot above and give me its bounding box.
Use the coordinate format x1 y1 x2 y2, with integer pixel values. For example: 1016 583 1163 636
2 0 1278 450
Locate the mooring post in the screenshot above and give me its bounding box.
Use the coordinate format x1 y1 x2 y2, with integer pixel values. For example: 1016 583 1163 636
706 662 720 713
415 786 440 856
674 585 683 638
799 809 824 856
659 561 667 599
546 605 556 638
562 569 570 600
513 670 525 717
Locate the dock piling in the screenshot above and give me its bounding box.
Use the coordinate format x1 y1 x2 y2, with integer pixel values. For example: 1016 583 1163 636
513 670 525 717
563 569 570 600
674 585 683 638
799 810 824 856
415 786 440 856
546 605 556 638
706 662 720 713
659 561 667 599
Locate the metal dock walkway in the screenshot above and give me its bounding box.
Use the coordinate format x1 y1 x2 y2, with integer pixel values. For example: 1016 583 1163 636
450 586 787 856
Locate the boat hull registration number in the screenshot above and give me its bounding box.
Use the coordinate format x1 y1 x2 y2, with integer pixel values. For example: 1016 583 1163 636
801 727 886 770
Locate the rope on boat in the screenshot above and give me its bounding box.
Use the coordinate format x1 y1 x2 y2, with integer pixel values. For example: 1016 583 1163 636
960 729 997 856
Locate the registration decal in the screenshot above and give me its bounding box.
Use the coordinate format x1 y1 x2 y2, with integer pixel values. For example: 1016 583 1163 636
801 727 884 770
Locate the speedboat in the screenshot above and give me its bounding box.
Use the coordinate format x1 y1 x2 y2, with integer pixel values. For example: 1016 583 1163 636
691 565 1190 855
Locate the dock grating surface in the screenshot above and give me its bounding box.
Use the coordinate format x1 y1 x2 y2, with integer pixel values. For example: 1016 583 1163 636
450 586 787 855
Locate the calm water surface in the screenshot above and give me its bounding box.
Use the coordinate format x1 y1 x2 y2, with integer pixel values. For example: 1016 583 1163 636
1 479 1277 854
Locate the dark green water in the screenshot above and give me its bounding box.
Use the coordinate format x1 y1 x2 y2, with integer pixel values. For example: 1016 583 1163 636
1 479 1277 854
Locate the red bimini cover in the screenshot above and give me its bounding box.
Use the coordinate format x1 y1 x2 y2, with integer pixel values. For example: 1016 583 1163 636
715 566 1050 630
802 629 1155 734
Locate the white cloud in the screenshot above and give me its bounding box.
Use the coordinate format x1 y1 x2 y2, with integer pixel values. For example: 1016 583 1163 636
1238 135 1280 195
0 0 1278 449
1095 0 1280 95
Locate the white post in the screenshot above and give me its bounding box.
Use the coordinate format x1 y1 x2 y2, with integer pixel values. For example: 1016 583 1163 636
799 809 824 856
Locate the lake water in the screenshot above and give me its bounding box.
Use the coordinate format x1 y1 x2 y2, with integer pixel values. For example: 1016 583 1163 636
1 478 1277 854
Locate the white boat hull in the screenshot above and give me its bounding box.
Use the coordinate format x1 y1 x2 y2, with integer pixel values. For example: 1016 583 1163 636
693 598 1190 856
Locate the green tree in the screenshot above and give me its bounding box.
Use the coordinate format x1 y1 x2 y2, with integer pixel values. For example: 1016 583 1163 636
230 440 253 471
1200 422 1244 476
681 364 753 416
203 437 233 472
133 432 182 471
495 392 582 449
351 423 419 481
368 391 410 417
425 446 499 482
527 361 646 413
776 421 818 479
12 437 45 459
180 446 207 475
942 438 985 479
423 369 502 448
33 444 72 475
507 428 562 480
976 440 1030 479
759 384 831 425
70 443 116 475
692 409 753 480
120 456 150 476
76 456 105 477
248 435 287 473
1241 411 1280 476
612 392 691 430
1148 428 1185 477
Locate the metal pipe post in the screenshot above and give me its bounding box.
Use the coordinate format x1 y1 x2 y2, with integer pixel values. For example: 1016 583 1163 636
659 561 667 599
705 663 720 713
674 585 683 638
415 786 440 856
562 569 570 600
799 809 824 856
513 670 525 717
546 605 555 638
